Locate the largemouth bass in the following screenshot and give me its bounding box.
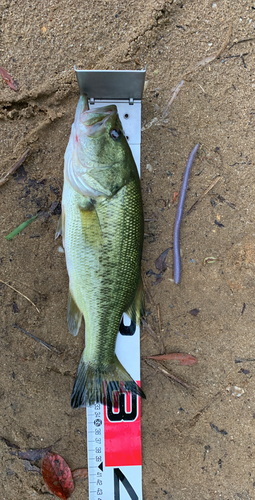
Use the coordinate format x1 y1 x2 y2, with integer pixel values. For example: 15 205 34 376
58 95 145 408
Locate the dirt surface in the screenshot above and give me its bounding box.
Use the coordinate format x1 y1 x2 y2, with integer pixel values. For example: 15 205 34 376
1 0 255 498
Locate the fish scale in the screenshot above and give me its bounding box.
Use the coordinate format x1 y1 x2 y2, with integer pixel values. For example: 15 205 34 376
64 181 143 364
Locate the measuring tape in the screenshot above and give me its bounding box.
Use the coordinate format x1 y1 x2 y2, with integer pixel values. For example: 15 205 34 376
75 70 146 500
87 314 142 500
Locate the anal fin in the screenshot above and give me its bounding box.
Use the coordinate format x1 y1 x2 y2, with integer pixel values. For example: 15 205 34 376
67 291 82 336
125 277 145 324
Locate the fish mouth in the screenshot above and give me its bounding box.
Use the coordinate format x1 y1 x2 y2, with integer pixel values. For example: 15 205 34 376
81 105 118 138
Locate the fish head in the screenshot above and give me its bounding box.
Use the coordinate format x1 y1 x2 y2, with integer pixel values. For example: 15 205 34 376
79 99 126 154
65 95 136 197
76 97 128 165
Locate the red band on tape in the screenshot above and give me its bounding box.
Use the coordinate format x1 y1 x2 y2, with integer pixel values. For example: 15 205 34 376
104 382 142 467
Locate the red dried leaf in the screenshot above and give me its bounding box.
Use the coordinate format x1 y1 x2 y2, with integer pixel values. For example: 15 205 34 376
147 353 198 365
72 468 88 481
42 452 74 499
172 191 179 204
0 66 19 91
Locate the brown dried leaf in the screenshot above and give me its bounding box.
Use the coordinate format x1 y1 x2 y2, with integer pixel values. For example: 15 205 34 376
155 248 170 272
18 445 52 461
189 308 199 316
72 468 88 481
23 460 41 473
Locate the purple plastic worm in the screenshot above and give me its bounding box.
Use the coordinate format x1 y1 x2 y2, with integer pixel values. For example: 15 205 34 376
173 143 199 284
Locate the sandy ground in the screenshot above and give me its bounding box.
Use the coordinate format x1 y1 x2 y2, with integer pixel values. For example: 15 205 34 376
1 0 255 498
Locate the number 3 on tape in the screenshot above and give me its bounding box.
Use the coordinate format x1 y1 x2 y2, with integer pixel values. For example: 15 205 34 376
87 373 143 499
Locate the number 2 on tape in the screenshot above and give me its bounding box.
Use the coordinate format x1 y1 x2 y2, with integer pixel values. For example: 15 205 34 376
114 468 138 500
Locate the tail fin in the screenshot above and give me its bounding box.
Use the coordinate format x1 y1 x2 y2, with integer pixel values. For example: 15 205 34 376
71 351 146 408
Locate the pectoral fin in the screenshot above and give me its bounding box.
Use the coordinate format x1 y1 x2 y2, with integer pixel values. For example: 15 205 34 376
55 208 65 246
55 213 62 239
79 202 102 248
67 291 82 336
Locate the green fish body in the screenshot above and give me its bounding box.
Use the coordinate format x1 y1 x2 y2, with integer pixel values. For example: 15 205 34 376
60 95 145 408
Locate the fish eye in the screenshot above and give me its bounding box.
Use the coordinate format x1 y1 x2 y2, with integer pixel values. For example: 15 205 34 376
110 128 121 140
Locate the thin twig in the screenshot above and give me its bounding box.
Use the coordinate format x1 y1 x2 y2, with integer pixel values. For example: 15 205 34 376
13 325 60 353
157 304 165 354
197 83 205 93
141 318 157 341
119 57 133 63
162 80 184 118
223 52 248 60
145 358 196 389
141 267 155 305
12 279 43 296
157 304 162 332
228 37 255 51
0 279 40 313
185 176 221 217
141 117 158 132
0 149 30 187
